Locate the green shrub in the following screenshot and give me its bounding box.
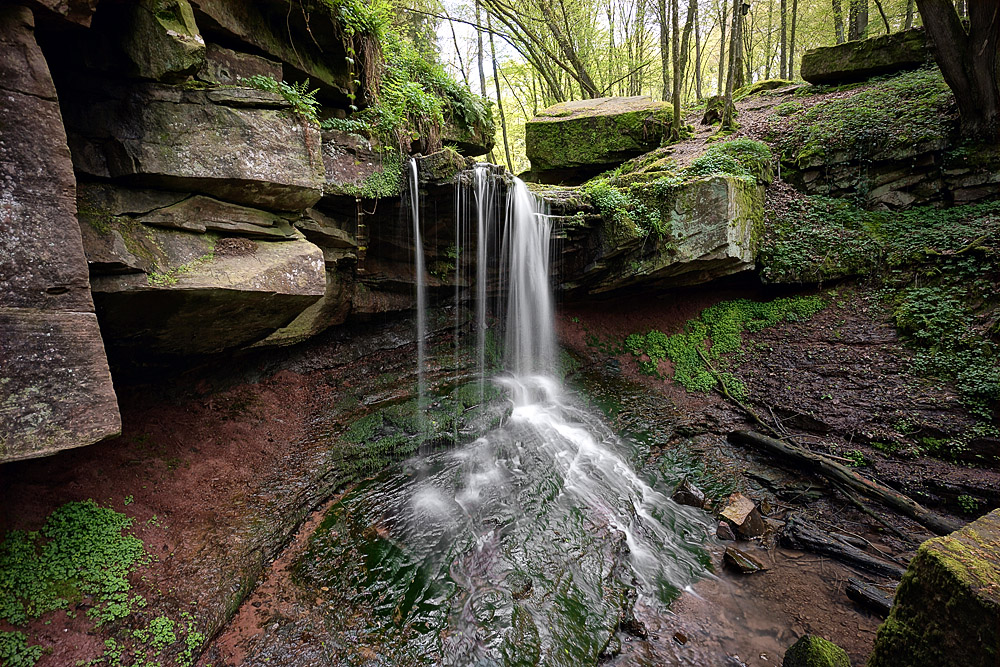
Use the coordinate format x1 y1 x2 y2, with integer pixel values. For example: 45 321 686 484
0 632 42 667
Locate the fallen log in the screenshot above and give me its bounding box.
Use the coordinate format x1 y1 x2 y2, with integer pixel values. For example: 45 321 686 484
728 430 962 536
782 515 907 578
846 578 894 617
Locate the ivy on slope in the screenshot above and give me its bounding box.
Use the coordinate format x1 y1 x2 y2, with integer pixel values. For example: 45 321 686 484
773 67 954 168
0 501 206 667
761 196 1000 426
625 296 826 400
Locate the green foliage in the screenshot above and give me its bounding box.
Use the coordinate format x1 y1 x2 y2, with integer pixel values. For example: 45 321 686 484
957 494 979 515
324 0 392 39
626 296 826 399
0 632 42 667
0 500 148 627
761 196 1000 422
240 75 321 124
321 35 494 149
687 139 773 183
776 68 953 167
584 177 676 243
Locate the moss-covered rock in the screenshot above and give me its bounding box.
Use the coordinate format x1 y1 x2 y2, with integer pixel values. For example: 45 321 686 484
733 78 794 101
525 96 673 178
121 0 205 82
783 635 850 667
800 28 930 85
868 509 1000 667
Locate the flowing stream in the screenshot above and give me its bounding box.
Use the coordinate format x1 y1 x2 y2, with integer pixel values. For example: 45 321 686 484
296 166 714 665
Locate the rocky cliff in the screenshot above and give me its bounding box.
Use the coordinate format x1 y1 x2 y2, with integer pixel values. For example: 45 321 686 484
0 0 492 462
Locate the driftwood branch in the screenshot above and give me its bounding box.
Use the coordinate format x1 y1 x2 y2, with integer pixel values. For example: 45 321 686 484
729 430 963 536
782 515 906 578
847 578 894 617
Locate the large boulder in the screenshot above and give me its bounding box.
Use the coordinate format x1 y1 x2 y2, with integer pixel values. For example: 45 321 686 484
0 6 120 462
321 130 403 199
525 96 672 181
63 81 325 211
197 42 282 85
550 175 764 295
801 29 929 85
868 509 1000 667
783 635 850 667
77 184 327 356
26 0 97 26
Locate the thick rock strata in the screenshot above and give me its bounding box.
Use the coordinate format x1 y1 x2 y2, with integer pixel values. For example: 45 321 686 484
0 6 120 461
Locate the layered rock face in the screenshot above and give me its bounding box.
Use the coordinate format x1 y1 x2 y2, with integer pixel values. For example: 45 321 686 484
868 509 999 667
1 0 489 461
0 6 120 461
549 176 765 295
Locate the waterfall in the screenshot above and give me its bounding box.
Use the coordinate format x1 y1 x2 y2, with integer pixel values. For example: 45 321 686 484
374 161 711 663
407 158 427 421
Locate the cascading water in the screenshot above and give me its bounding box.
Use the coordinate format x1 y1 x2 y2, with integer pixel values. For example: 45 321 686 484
298 165 713 666
408 158 428 421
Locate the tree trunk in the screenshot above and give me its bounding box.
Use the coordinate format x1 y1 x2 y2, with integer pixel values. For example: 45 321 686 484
873 0 890 33
659 0 671 100
732 0 746 90
476 0 487 97
849 0 868 40
833 0 846 43
487 14 513 171
721 0 742 128
904 0 915 28
779 0 787 78
717 0 727 94
694 7 703 99
787 0 797 79
916 0 1000 142
728 431 963 535
671 0 681 137
537 0 600 97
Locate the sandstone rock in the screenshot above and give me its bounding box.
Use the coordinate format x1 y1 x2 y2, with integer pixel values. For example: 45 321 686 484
122 0 206 82
559 176 764 294
0 6 119 462
525 96 672 177
295 208 358 250
782 635 850 667
198 42 281 85
321 129 402 199
723 546 767 574
672 479 706 508
800 28 929 85
64 82 324 211
720 492 766 538
717 521 737 541
868 509 1000 667
137 195 299 239
252 267 352 347
441 115 495 157
187 0 356 102
83 217 326 355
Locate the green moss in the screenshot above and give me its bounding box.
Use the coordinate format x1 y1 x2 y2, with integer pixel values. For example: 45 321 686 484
783 634 850 667
774 67 954 168
526 103 673 171
624 295 826 398
732 78 794 101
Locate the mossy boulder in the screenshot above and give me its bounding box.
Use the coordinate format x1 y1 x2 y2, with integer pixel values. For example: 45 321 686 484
733 78 794 101
868 509 1000 667
525 96 672 181
800 28 929 85
783 635 850 667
